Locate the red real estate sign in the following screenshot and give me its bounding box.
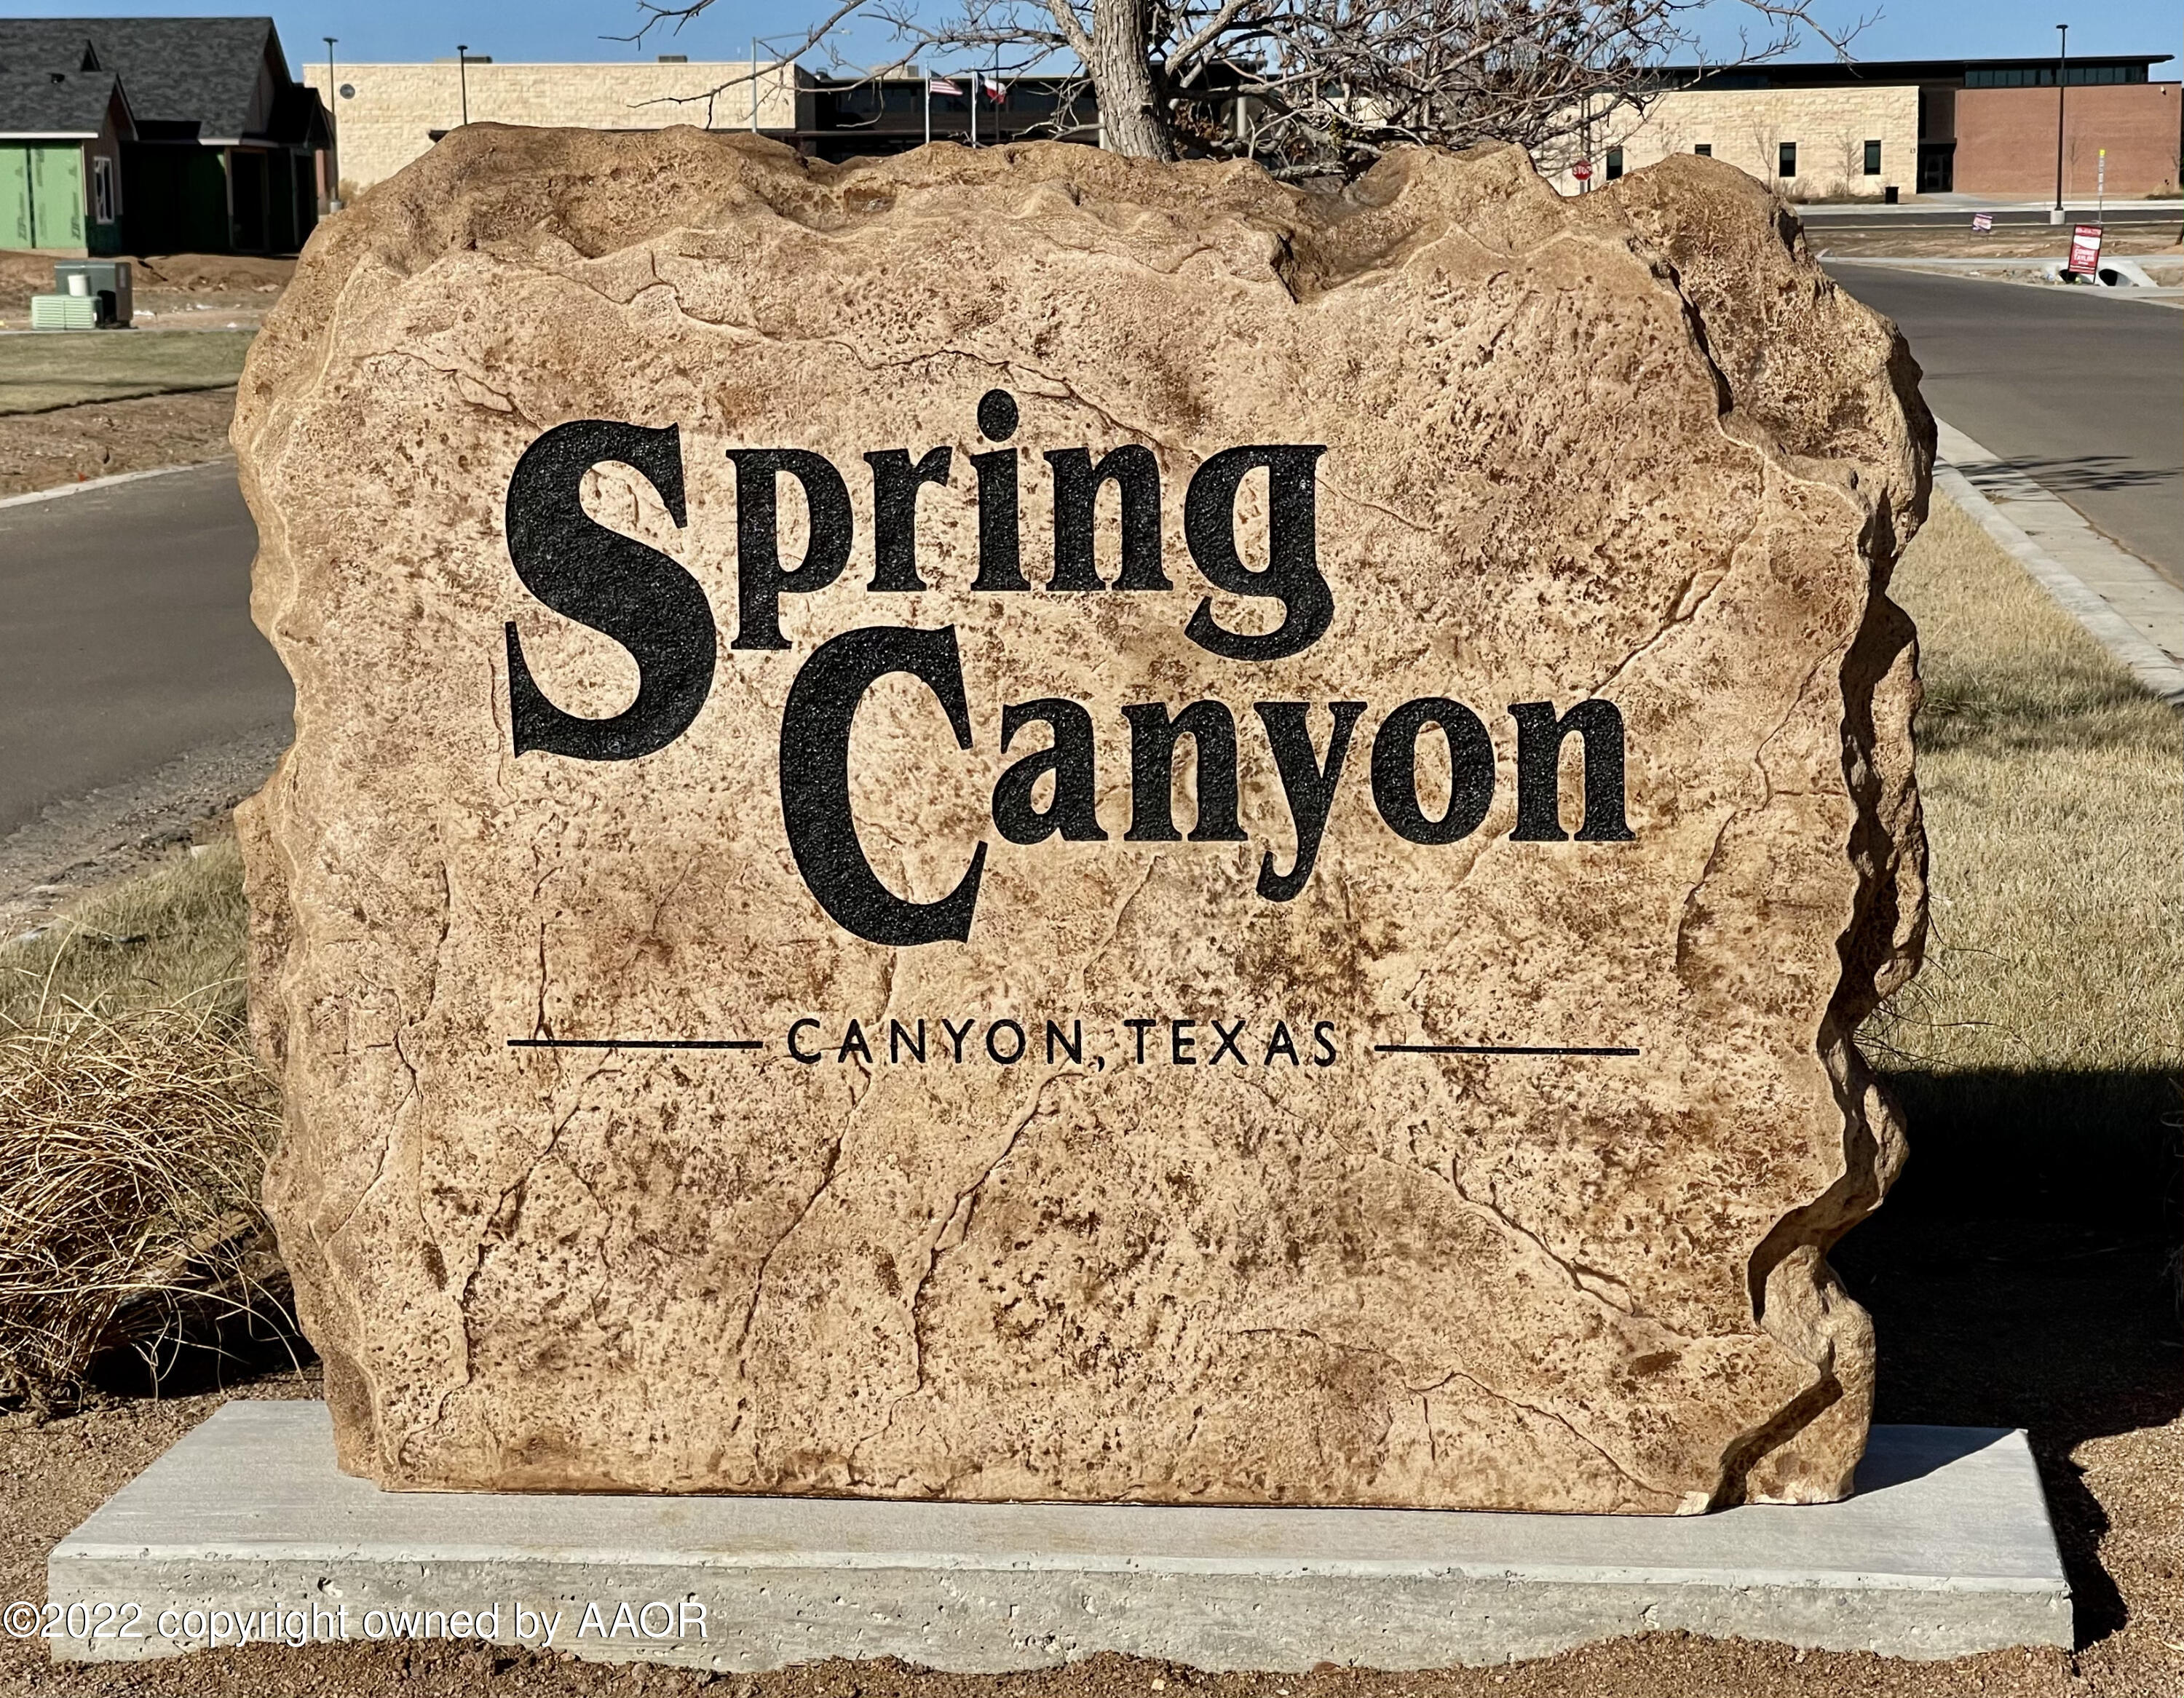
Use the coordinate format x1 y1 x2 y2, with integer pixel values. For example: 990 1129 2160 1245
2070 224 2103 274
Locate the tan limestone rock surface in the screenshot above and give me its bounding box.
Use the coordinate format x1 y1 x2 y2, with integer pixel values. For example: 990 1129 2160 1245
236 130 1929 1511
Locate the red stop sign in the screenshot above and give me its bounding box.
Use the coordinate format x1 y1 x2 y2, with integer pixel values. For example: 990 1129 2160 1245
1572 159 1594 181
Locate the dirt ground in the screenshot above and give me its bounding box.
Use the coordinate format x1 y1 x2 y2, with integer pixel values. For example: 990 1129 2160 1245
0 389 235 500
0 253 292 330
0 253 280 496
0 1204 2177 1698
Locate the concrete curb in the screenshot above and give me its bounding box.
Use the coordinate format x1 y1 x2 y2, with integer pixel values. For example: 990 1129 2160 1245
1931 420 2184 708
1824 256 2184 306
0 457 231 512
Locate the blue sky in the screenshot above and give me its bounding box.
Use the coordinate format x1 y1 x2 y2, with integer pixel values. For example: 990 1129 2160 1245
3 0 2175 76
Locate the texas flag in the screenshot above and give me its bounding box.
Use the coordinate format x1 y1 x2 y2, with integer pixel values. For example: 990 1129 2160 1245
979 72 1008 103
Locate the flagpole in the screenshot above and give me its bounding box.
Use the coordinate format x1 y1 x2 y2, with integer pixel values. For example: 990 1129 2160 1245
968 71 976 148
922 67 930 147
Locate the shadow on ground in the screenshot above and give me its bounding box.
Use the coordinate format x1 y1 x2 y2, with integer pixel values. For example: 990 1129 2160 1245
85 1274 311 1405
1835 1066 2183 1649
1973 453 2177 496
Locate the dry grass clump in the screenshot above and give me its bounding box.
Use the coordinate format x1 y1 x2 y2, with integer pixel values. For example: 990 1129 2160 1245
0 1004 281 1410
0 837 280 1410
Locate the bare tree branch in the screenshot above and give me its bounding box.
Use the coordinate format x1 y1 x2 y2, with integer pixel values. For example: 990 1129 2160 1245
617 0 1876 179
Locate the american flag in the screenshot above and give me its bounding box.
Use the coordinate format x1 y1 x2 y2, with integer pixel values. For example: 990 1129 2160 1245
928 75 962 95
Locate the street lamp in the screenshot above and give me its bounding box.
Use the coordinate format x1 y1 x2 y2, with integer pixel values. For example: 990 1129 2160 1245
456 44 470 128
323 36 339 211
2051 23 2068 223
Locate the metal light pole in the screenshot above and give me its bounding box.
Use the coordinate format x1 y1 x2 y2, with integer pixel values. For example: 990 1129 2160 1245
2051 23 2068 223
456 44 470 128
323 36 339 210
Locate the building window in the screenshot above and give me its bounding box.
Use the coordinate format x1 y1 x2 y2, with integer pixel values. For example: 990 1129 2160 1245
90 154 117 223
1605 146 1623 180
1693 143 1711 157
1863 139 1882 176
1778 141 1797 179
1969 63 2150 87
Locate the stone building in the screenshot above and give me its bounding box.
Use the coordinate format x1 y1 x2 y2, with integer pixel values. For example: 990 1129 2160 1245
1543 53 2176 202
304 57 811 202
306 48 2178 206
1556 82 1918 200
305 58 1099 193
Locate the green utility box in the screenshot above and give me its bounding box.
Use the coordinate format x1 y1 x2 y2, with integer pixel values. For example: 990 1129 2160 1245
28 293 98 330
53 260 132 325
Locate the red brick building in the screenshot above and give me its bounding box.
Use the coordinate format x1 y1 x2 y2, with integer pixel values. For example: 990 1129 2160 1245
1611 52 2176 199
1954 80 2180 199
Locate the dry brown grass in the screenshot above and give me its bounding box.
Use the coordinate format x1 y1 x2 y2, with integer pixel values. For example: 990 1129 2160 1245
0 838 281 1410
0 1007 280 1409
1867 493 2184 1219
0 330 253 416
1872 495 2184 1074
0 838 250 1029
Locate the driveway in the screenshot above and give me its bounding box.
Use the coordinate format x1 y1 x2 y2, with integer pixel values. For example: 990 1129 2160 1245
1824 263 2183 586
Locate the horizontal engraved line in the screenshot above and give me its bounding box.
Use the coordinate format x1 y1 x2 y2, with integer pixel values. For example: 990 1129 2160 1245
1372 1044 1641 1057
507 1038 764 1051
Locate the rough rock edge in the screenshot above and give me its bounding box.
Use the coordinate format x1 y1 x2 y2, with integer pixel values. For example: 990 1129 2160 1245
1607 164 1931 1503
234 130 1929 1509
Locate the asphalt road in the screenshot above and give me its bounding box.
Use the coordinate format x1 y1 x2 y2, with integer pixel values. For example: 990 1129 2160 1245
1824 263 2184 584
0 461 289 854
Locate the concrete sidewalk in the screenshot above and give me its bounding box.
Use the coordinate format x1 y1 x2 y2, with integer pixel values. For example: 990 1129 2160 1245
1934 417 2184 707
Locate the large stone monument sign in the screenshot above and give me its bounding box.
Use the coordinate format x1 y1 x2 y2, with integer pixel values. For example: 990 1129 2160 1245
235 130 1928 1514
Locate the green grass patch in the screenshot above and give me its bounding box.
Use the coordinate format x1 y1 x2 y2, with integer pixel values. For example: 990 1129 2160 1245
0 329 253 416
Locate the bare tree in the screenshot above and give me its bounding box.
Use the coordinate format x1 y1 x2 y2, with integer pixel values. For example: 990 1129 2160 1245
632 0 1872 180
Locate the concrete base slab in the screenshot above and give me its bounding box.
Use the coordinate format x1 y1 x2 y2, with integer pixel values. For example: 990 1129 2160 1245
48 1403 2070 1670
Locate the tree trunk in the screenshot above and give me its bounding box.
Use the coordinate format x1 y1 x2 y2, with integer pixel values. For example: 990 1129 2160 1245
1088 0 1175 159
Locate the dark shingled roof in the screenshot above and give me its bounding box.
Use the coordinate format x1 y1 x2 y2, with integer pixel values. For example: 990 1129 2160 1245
0 17 294 142
0 66 127 137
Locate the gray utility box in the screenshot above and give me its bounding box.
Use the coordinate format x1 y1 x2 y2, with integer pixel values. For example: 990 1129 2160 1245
52 260 132 327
